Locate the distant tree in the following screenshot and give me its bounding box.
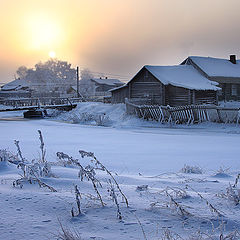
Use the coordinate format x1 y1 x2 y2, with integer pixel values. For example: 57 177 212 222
16 59 76 93
79 68 96 97
16 66 28 79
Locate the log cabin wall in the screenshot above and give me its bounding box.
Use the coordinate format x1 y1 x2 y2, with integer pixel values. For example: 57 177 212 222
129 68 164 105
194 90 217 105
217 83 240 101
111 85 129 103
165 85 191 106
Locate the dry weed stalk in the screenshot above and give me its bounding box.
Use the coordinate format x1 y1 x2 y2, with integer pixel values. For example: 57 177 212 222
0 149 19 163
108 179 122 219
71 185 81 217
56 152 104 207
233 173 240 188
13 163 57 192
38 130 46 163
14 140 25 162
56 221 82 240
79 150 129 207
13 132 56 192
165 191 191 217
186 185 223 217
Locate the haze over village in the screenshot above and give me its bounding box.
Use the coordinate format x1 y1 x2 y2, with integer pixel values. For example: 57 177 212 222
1 1 240 240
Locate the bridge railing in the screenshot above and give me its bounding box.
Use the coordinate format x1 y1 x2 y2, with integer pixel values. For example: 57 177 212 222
0 97 83 108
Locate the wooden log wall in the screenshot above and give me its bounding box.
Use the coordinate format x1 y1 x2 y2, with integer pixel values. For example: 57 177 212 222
165 85 190 106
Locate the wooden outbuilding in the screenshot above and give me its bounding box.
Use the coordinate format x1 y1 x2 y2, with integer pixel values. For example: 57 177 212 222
110 65 219 106
181 55 240 101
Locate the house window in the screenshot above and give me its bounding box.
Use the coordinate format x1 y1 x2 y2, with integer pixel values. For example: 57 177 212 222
232 84 237 96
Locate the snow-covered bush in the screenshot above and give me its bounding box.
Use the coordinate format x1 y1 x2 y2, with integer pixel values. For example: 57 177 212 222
181 164 203 174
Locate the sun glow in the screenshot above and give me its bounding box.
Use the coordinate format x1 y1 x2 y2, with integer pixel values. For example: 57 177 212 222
49 51 56 58
25 14 62 50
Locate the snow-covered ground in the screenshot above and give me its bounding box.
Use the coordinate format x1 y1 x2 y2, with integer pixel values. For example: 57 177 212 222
1 103 240 239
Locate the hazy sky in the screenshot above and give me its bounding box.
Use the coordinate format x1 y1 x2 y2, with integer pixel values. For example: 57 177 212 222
1 0 240 83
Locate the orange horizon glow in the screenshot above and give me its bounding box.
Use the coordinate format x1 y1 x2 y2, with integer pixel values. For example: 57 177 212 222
1 0 240 82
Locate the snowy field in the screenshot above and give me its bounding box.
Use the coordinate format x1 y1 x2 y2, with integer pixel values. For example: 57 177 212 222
1 103 240 239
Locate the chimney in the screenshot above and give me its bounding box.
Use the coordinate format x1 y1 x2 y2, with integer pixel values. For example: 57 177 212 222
230 55 236 64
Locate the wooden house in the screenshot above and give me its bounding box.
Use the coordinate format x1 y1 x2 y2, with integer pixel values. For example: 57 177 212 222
181 55 240 101
110 65 219 106
91 77 124 97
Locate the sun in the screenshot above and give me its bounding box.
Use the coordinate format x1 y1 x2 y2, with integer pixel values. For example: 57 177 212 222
49 51 56 58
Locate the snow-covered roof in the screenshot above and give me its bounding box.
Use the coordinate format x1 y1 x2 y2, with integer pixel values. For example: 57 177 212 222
91 78 123 86
1 79 30 91
145 65 220 90
109 84 128 92
188 56 240 78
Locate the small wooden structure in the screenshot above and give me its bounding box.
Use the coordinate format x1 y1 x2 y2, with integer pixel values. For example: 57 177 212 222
111 65 219 106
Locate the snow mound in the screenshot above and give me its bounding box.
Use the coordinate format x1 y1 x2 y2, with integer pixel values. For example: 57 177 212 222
212 172 232 178
56 102 162 128
0 161 17 173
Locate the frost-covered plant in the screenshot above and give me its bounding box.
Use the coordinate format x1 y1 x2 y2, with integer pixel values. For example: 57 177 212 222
226 183 240 205
160 228 182 240
233 173 240 188
67 112 110 126
56 152 104 207
108 179 122 219
38 130 46 163
186 185 223 217
165 186 189 200
0 149 19 163
71 112 95 124
13 162 57 192
79 150 128 207
136 185 148 191
55 222 82 240
71 185 82 217
94 113 110 126
181 165 203 174
165 191 191 217
56 150 128 219
12 131 56 192
14 140 26 162
150 187 191 217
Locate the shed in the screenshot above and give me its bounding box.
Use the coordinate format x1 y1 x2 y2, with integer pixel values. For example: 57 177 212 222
111 65 219 106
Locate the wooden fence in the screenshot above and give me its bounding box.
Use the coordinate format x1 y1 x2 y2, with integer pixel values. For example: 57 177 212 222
125 99 240 124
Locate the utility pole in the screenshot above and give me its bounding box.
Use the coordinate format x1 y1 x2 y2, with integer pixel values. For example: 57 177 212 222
76 66 80 98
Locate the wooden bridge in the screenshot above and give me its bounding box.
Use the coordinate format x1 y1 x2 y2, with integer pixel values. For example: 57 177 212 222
0 97 82 112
